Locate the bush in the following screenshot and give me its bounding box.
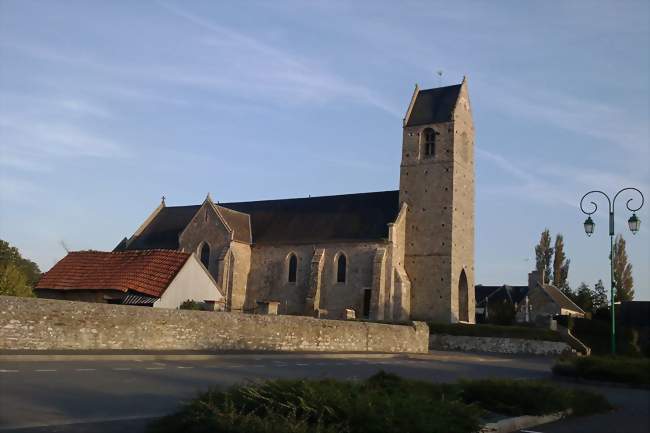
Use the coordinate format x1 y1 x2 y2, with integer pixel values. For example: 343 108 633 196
148 372 611 433
460 379 611 416
179 300 203 310
148 372 482 433
563 317 642 356
553 355 650 387
428 323 562 341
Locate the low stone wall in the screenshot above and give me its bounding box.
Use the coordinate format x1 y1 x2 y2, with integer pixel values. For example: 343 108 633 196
0 296 428 353
429 334 571 356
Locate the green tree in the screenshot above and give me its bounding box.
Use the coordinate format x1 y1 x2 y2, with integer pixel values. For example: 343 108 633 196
552 234 571 298
0 240 41 287
592 279 608 311
0 239 40 297
535 229 553 284
0 262 33 297
574 282 593 313
613 235 634 301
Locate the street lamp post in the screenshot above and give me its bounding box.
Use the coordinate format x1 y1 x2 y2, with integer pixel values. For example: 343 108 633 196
579 188 644 355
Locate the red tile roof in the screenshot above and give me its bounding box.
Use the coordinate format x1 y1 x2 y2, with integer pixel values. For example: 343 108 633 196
36 250 191 297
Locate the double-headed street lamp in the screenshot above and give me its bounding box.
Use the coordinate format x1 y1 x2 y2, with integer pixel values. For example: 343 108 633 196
579 188 644 355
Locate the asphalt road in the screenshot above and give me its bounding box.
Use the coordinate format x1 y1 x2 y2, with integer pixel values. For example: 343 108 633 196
0 350 647 433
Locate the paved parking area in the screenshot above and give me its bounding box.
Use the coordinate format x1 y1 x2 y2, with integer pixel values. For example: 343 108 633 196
1 351 646 433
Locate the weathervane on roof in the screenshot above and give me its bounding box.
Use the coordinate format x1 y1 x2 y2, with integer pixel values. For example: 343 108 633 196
161 195 166 205
436 70 444 87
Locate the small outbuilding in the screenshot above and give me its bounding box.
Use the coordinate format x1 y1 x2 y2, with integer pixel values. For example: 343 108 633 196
35 250 223 309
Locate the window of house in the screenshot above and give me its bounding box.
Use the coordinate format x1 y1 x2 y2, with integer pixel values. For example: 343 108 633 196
423 128 436 158
288 254 297 283
200 243 210 269
336 253 347 283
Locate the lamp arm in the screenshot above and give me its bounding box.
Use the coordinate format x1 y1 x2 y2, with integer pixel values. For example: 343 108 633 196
612 187 645 213
580 190 612 216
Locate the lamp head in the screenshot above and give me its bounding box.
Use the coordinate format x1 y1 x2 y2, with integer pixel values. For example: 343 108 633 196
628 213 641 235
584 216 595 237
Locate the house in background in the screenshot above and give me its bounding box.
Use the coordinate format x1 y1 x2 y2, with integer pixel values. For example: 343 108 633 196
35 250 223 309
475 269 584 324
474 283 528 323
524 270 584 321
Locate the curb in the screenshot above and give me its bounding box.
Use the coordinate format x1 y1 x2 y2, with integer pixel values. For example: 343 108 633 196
480 410 569 433
0 352 410 363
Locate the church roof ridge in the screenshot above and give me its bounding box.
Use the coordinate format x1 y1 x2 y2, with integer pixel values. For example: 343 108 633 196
220 189 399 206
119 190 401 249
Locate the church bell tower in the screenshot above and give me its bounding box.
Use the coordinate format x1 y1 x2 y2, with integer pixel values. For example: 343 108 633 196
399 78 475 323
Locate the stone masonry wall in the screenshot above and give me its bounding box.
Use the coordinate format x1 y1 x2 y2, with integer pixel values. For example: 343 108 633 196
246 241 387 319
0 296 429 353
429 334 571 356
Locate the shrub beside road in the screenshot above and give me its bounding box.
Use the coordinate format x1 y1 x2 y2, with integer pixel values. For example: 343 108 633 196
148 372 611 433
553 355 650 387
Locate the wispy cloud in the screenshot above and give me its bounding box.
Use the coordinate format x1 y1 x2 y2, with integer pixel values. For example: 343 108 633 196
485 82 649 157
0 176 43 206
478 146 650 214
57 99 111 118
0 114 128 159
157 2 400 116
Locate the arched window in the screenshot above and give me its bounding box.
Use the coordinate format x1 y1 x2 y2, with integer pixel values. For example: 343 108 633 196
458 269 469 322
200 243 210 269
423 128 435 158
336 253 347 283
288 254 297 283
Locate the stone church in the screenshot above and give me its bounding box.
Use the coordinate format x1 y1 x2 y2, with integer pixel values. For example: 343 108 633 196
115 79 475 324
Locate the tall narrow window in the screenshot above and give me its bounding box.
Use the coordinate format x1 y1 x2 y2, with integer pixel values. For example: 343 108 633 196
200 243 210 269
423 128 435 158
288 254 297 283
336 253 347 283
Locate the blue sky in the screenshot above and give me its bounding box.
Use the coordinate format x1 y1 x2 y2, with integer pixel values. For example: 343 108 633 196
1 1 648 299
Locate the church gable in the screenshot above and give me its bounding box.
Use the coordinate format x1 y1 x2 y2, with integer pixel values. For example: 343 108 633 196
179 197 235 251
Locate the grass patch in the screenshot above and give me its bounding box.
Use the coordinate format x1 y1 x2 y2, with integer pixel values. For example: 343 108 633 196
148 372 610 433
428 322 563 341
553 355 650 386
460 378 611 416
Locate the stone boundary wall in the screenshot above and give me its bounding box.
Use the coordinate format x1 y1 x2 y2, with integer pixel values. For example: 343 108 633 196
0 296 429 353
429 334 571 356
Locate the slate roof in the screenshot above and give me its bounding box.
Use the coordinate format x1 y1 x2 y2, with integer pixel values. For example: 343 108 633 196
217 206 252 244
222 190 400 244
475 285 529 307
126 206 200 250
121 190 401 250
405 84 462 127
539 283 585 314
36 250 191 298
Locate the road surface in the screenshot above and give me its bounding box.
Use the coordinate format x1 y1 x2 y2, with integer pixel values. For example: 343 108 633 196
0 350 647 432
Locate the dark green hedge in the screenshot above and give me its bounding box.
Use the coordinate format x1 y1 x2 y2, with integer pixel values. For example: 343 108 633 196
558 317 645 356
553 355 650 386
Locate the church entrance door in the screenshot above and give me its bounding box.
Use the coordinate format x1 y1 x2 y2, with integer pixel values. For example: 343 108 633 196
362 289 372 318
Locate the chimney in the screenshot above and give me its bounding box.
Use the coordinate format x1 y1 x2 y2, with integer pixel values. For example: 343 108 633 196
528 269 544 289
